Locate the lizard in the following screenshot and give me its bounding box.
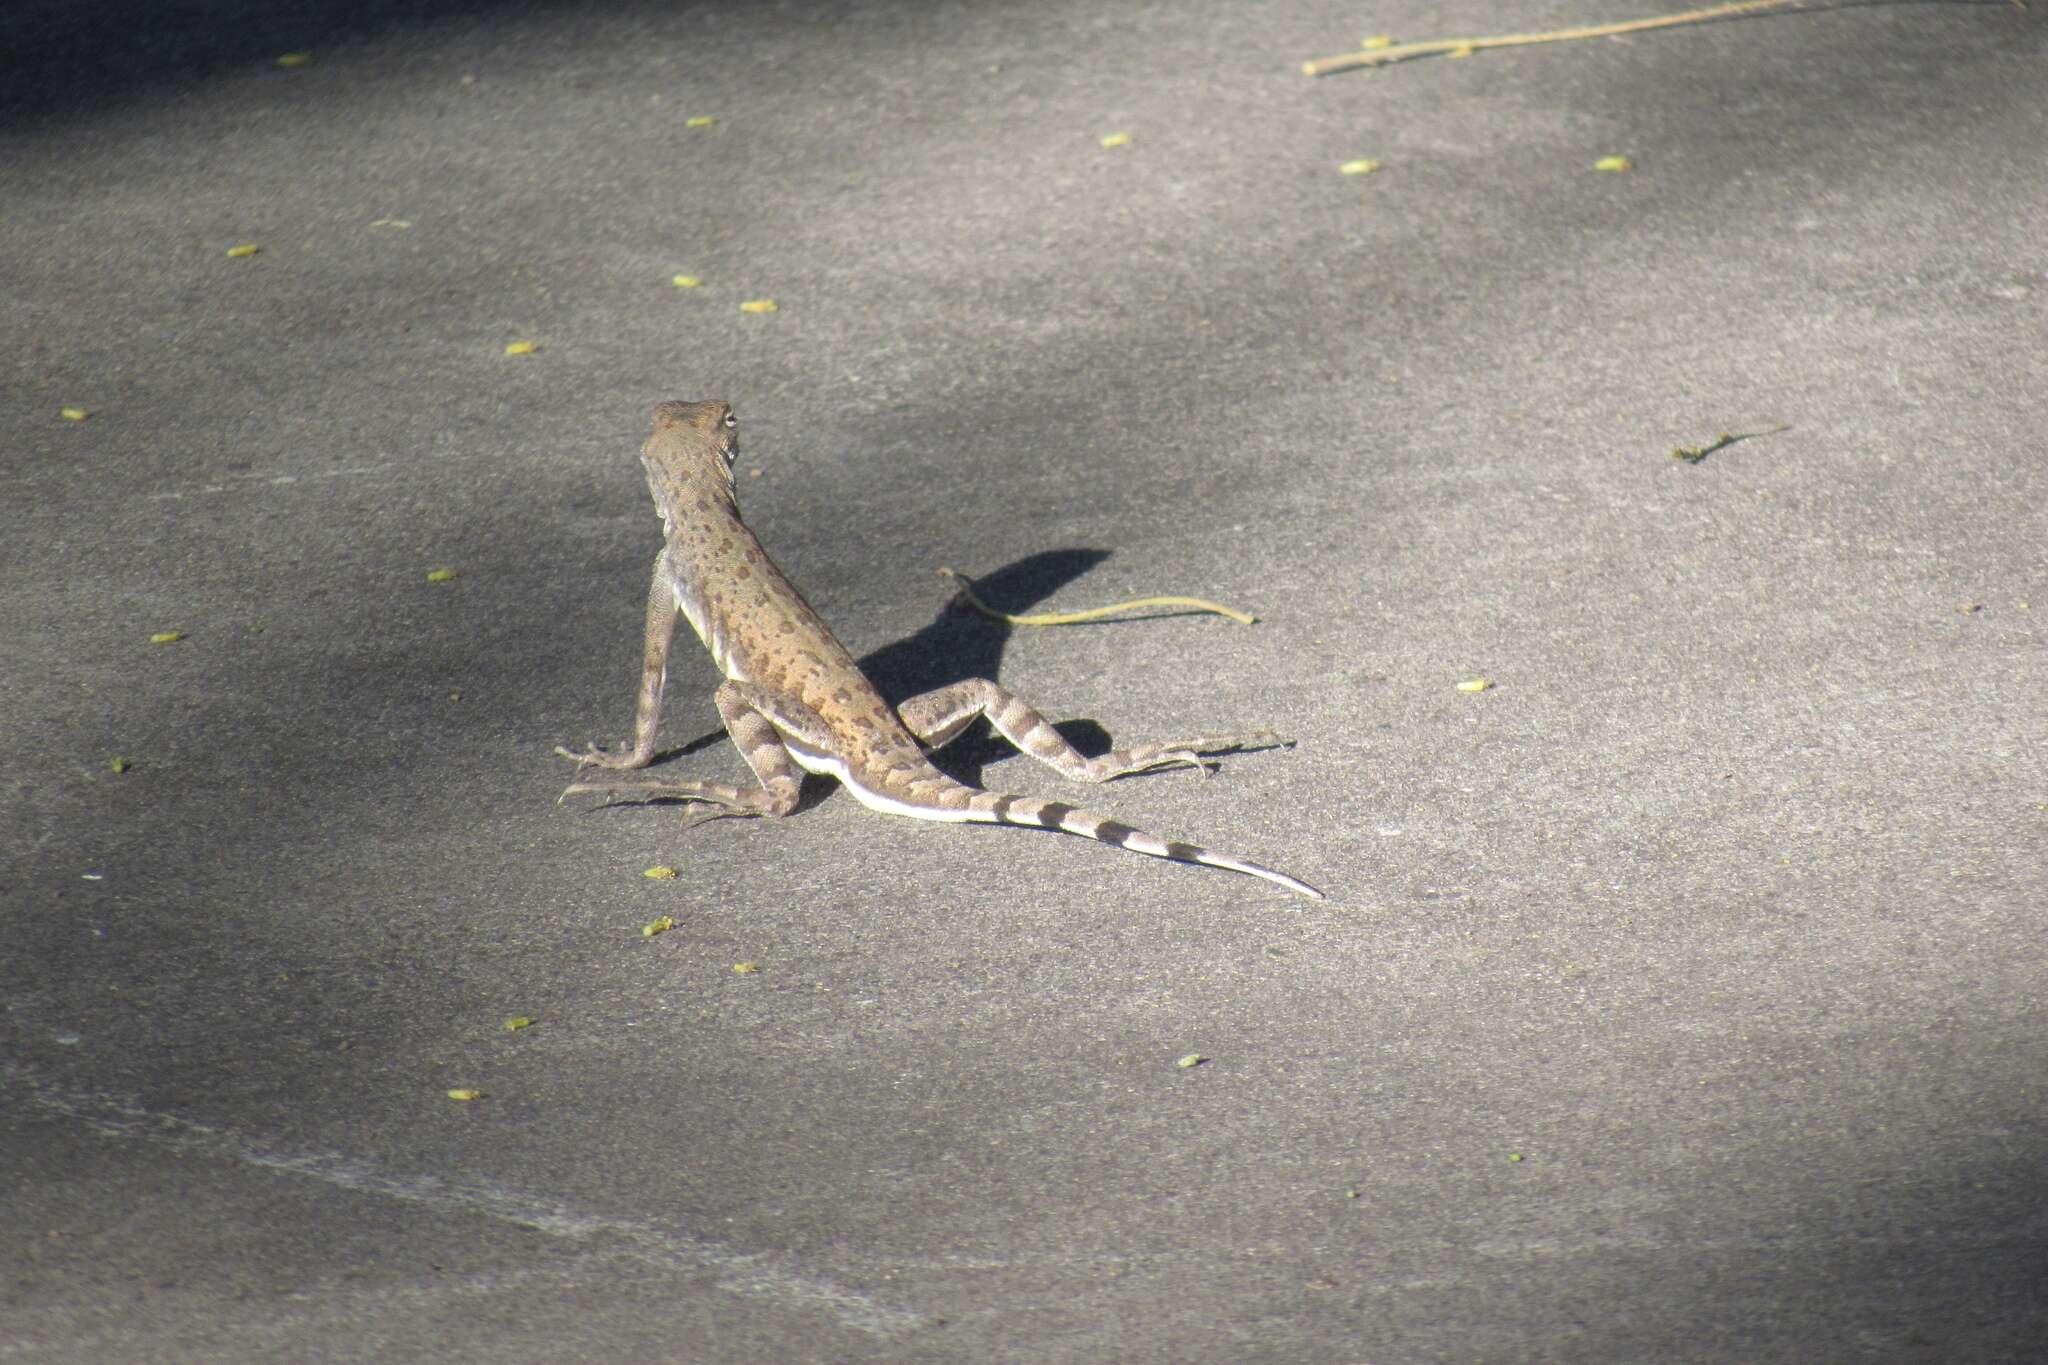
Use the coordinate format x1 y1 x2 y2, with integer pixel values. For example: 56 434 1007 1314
555 400 1323 900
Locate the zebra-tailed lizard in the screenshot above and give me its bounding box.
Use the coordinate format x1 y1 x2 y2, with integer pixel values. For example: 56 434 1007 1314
556 401 1323 899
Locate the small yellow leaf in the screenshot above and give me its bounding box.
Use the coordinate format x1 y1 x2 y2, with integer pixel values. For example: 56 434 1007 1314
503 1016 535 1031
1176 1053 1206 1069
643 865 678 880
738 299 778 314
1338 159 1381 176
731 961 759 974
1361 35 1394 49
447 1088 484 1102
503 340 537 355
110 757 131 773
671 274 701 288
149 630 184 645
61 406 89 421
642 915 677 937
686 115 716 128
1456 678 1493 693
277 52 311 67
1594 155 1634 173
226 244 261 258
1098 131 1132 149
425 567 457 582
1508 1152 1525 1162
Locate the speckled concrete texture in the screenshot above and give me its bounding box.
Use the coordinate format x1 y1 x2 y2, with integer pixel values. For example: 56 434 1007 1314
4 2 2044 1360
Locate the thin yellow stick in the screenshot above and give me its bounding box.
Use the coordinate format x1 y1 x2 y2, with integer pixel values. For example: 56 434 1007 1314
1303 0 1806 77
936 566 1258 627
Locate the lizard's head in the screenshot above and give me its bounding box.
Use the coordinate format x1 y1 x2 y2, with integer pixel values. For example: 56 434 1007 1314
646 399 740 483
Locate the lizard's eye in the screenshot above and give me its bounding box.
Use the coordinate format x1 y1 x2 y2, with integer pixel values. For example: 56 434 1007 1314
722 413 736 429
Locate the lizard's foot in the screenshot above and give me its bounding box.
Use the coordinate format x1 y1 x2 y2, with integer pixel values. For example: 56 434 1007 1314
1148 749 1212 779
1086 732 1293 782
1221 730 1295 753
559 776 778 821
553 743 651 773
562 778 712 801
676 803 753 833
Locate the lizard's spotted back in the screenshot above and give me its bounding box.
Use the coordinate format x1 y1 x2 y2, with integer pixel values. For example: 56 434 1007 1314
639 401 911 770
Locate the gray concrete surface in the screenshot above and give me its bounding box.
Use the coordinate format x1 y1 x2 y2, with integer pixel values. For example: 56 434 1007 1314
4 1 2044 1360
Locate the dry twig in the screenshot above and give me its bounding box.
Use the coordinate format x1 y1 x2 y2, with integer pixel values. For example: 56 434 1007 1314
1303 0 1809 77
937 567 1258 626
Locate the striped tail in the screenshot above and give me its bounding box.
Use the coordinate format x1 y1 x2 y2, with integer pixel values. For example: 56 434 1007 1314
965 790 1324 900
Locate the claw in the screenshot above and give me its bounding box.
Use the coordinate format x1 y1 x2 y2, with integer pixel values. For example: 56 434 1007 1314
552 744 604 779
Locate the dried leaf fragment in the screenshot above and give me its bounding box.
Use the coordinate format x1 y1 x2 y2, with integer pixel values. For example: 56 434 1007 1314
686 116 716 128
1456 677 1493 693
1339 158 1382 176
1594 155 1633 173
503 1016 535 1031
226 244 261 258
446 1088 484 1102
643 865 678 880
503 340 537 355
61 406 89 421
642 915 677 937
738 299 778 313
732 961 759 974
1672 424 1789 464
672 274 701 288
110 757 131 773
1098 131 1133 148
1176 1053 1207 1070
149 630 184 645
425 567 457 582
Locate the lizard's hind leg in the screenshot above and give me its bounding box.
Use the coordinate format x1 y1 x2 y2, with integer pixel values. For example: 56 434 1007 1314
561 681 804 822
897 678 1293 783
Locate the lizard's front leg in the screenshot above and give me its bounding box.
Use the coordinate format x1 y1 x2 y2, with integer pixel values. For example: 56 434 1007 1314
897 678 1294 783
561 681 805 820
555 555 680 771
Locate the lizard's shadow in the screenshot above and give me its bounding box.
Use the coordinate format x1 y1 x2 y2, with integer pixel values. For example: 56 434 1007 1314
663 548 1129 805
858 548 1113 791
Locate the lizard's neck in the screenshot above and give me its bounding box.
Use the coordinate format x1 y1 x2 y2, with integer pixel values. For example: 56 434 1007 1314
644 462 738 537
